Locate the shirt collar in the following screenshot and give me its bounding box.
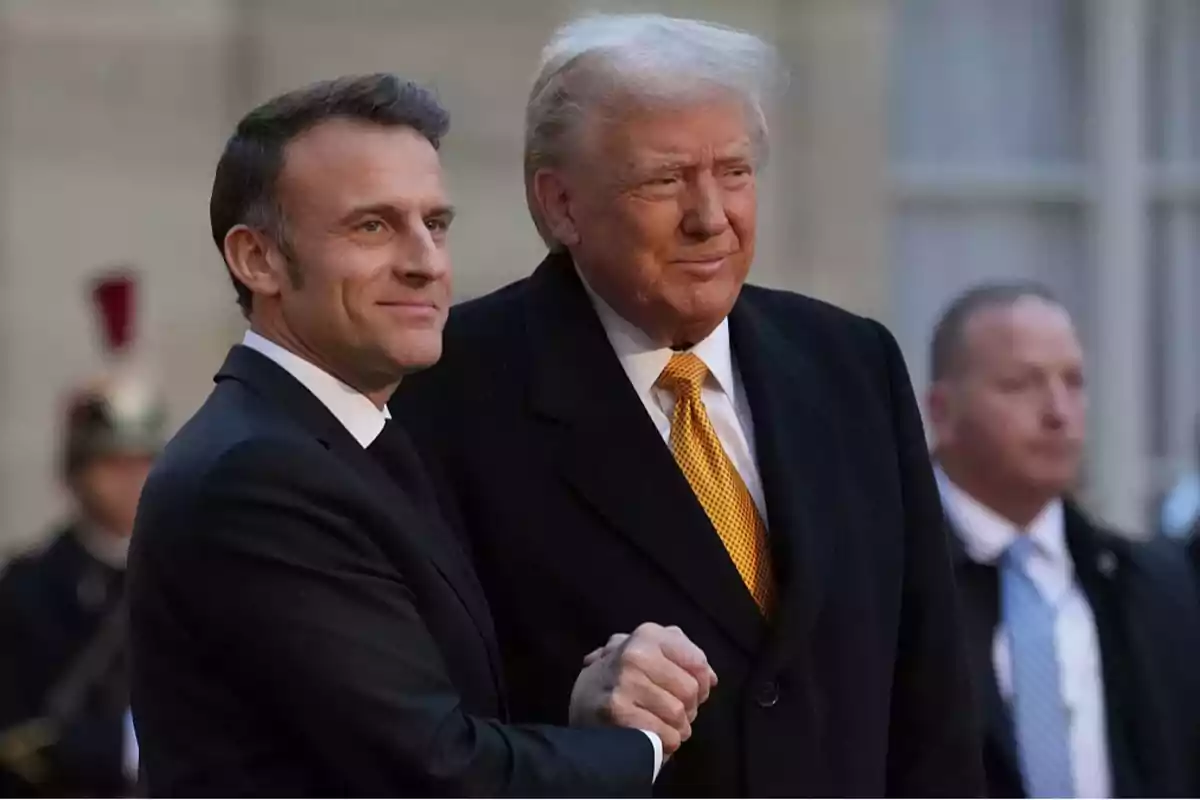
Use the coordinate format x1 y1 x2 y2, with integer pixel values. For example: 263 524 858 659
935 466 1068 568
241 330 390 448
74 522 130 570
577 267 736 399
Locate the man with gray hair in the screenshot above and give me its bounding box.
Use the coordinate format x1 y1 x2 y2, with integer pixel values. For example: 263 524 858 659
393 14 984 796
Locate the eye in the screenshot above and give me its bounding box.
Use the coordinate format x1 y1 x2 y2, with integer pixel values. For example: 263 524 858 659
357 219 386 234
997 376 1032 393
425 216 451 233
721 165 755 184
645 175 681 188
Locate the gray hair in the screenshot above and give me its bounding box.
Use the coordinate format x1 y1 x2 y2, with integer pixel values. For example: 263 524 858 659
524 13 785 249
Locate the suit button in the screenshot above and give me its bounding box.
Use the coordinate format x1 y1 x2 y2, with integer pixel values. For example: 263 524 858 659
756 681 779 708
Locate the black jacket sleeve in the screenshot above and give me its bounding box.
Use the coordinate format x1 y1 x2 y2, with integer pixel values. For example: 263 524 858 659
155 440 653 797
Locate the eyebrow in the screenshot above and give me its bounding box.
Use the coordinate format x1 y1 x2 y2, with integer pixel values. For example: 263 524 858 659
340 202 457 224
630 147 756 174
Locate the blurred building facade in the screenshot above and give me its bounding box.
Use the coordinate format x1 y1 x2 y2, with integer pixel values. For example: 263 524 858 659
0 0 1193 553
892 0 1200 536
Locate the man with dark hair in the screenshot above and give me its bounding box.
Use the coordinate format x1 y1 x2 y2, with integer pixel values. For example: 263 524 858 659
129 74 715 796
926 282 1200 797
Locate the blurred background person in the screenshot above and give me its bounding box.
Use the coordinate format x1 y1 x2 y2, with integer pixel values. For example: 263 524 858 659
0 271 165 796
1156 418 1200 540
926 282 1200 798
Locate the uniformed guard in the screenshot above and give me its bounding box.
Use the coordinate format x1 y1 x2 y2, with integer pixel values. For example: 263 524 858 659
0 268 166 796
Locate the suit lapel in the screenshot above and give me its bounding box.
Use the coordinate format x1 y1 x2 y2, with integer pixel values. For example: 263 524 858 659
215 346 503 680
726 295 837 659
336 432 500 652
523 255 767 654
1064 505 1144 797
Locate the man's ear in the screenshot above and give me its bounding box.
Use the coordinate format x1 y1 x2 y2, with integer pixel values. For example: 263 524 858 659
926 380 956 451
533 168 581 247
223 225 286 302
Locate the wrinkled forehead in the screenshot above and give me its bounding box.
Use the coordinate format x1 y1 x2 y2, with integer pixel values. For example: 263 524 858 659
579 92 758 171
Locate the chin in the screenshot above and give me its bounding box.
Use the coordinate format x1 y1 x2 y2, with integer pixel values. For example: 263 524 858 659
394 341 443 372
678 294 739 335
1026 469 1078 499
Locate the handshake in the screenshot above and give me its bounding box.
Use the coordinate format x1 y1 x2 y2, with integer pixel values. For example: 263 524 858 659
568 623 717 755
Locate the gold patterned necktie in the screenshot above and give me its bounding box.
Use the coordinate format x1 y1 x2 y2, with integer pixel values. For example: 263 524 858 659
658 352 775 614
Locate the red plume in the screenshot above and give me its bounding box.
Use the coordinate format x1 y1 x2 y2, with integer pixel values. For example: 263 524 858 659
91 268 137 355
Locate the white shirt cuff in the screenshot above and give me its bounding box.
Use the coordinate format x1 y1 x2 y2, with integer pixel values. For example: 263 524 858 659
639 729 664 781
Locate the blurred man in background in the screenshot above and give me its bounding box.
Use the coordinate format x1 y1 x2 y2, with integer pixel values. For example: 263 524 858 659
927 282 1200 798
0 271 164 796
1156 418 1200 540
392 13 983 797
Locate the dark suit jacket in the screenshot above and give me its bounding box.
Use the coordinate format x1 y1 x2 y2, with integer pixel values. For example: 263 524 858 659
127 345 654 797
0 527 129 797
948 504 1200 797
1188 528 1200 577
390 252 986 797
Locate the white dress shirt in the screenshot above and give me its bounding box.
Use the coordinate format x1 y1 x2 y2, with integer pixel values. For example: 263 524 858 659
76 523 131 570
937 470 1111 798
242 330 389 447
578 277 766 521
241 330 663 779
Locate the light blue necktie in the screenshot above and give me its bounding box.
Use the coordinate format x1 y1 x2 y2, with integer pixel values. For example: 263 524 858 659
1002 536 1075 798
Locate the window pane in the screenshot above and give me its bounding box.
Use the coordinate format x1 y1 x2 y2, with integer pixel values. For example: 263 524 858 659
1148 204 1200 512
890 0 1085 165
1146 0 1200 163
891 206 1085 396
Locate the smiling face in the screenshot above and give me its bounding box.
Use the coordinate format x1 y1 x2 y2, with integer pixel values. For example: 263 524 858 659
535 94 758 347
225 118 455 399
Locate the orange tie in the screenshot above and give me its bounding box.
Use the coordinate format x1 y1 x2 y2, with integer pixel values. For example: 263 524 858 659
658 352 775 614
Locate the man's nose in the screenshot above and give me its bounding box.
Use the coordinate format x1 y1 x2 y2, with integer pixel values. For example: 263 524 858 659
681 173 731 239
394 224 448 282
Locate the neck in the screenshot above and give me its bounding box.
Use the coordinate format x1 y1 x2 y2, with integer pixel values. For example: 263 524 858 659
248 318 395 410
937 456 1054 530
652 321 719 351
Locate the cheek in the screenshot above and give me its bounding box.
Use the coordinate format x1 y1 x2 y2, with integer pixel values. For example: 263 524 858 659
283 251 344 313
1070 398 1089 432
966 403 1028 451
601 198 680 250
727 192 757 241
331 261 392 327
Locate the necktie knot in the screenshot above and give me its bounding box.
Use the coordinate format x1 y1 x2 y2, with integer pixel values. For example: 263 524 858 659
658 352 708 400
1004 536 1038 571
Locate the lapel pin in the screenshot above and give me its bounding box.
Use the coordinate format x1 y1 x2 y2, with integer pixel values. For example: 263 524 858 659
1097 550 1117 578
